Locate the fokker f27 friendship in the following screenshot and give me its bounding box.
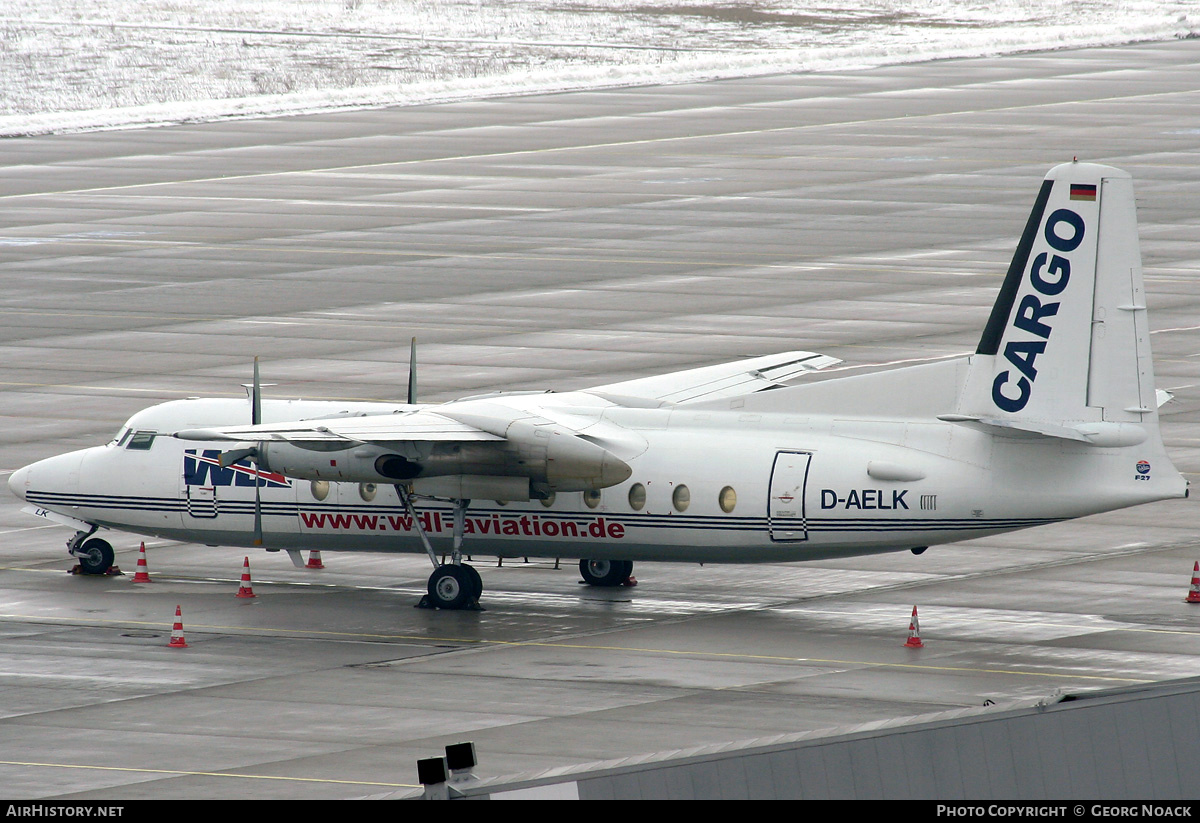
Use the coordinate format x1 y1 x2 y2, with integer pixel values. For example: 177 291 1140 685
8 163 1189 610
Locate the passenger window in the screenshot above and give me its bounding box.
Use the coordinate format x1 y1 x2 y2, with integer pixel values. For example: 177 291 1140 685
583 490 602 509
126 431 157 450
719 486 737 513
672 484 690 512
628 483 646 511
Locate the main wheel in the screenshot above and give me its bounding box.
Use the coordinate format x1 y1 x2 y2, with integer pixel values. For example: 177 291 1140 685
427 565 474 610
579 559 632 587
78 538 115 575
462 564 483 601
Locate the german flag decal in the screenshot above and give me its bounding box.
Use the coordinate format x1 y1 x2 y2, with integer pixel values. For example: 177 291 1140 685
1070 183 1097 201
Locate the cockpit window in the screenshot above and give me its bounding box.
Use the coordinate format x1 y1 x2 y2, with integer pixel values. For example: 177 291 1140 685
113 428 132 447
126 431 157 450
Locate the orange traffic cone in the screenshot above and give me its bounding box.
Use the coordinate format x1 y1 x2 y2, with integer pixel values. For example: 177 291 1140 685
305 551 325 570
168 605 188 648
1186 562 1200 604
236 557 256 599
132 542 151 583
904 606 924 648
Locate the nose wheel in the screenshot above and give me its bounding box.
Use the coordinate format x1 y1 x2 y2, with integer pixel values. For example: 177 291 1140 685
76 538 115 575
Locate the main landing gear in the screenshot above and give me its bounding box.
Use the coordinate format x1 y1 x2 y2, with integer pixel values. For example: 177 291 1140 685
427 563 483 610
397 486 483 611
579 559 635 587
394 487 635 608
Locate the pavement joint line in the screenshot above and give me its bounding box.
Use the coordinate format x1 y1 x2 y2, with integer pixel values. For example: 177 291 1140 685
2 84 1198 202
0 595 1187 685
0 237 1008 272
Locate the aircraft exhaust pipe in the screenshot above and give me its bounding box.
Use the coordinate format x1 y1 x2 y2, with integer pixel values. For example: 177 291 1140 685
375 454 421 480
256 441 414 483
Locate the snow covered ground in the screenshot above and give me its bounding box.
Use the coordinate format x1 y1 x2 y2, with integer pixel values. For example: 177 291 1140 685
1 1 1198 136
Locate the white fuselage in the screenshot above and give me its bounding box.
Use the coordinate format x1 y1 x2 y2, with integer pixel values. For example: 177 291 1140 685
10 164 1192 577
9 384 1182 564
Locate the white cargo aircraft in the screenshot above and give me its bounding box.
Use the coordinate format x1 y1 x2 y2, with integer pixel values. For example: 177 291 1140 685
8 163 1189 609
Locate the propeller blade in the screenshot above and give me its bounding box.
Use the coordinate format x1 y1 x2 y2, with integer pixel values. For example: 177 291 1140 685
252 459 264 547
252 356 262 426
408 337 417 405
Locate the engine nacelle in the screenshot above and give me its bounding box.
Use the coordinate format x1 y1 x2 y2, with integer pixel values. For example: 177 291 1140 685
177 406 634 493
258 441 418 483
254 428 631 492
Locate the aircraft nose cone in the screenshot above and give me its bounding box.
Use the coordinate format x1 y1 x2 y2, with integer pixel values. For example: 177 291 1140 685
8 464 30 501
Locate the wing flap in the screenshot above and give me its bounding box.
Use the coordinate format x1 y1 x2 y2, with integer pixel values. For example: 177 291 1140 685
589 351 840 404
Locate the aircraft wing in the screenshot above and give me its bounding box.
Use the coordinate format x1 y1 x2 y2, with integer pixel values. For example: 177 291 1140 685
174 409 504 446
173 404 631 494
587 351 840 404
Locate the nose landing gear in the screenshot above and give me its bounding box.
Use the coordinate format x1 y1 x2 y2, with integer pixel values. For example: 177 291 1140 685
77 538 115 575
66 527 118 575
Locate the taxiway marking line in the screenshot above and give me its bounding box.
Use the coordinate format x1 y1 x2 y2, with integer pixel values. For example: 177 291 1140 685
0 759 413 787
533 642 1152 684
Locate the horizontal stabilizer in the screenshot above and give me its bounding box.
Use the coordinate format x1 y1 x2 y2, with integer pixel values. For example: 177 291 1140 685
937 414 1147 447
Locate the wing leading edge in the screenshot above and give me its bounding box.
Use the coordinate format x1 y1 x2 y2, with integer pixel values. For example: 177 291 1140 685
174 409 504 447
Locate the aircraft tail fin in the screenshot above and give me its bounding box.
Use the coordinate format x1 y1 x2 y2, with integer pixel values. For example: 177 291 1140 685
954 162 1157 438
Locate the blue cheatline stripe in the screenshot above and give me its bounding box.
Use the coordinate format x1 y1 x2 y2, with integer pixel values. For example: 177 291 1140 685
26 491 1062 535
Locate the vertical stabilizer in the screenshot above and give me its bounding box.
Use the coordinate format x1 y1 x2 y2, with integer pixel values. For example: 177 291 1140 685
959 162 1155 427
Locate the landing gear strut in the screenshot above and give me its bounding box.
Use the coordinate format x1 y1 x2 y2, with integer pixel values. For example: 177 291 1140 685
397 486 483 611
579 559 634 587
